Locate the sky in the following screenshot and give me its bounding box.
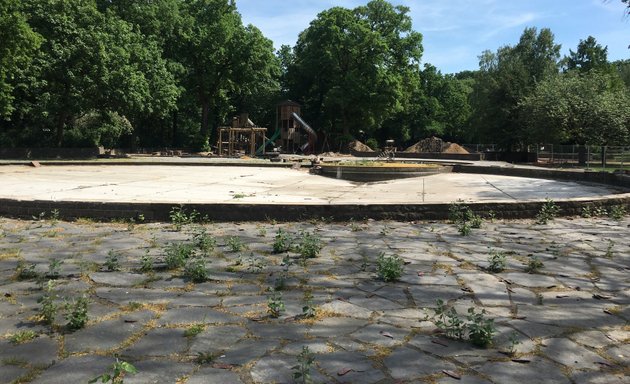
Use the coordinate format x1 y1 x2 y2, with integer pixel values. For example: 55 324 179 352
235 0 630 74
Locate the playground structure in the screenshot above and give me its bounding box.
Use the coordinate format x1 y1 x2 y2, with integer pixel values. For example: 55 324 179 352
217 113 268 157
218 101 317 157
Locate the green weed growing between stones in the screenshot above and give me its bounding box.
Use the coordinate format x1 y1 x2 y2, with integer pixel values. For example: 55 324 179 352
184 323 206 338
16 260 38 280
192 228 216 254
105 250 121 271
536 199 559 224
226 236 246 252
466 307 495 347
38 280 58 326
297 231 323 259
184 257 208 283
449 200 482 235
302 291 316 318
376 253 404 282
292 345 315 384
267 291 285 318
608 205 626 220
9 330 37 344
433 299 465 340
526 256 544 273
47 258 63 279
139 251 153 273
65 295 89 330
432 300 496 347
272 228 293 253
605 240 615 258
486 250 506 273
164 242 195 270
89 357 137 384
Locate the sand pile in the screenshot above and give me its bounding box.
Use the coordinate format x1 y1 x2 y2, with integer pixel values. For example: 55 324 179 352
404 137 469 154
348 140 375 152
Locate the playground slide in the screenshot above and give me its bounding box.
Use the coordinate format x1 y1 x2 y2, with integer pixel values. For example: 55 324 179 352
291 112 317 142
256 129 281 155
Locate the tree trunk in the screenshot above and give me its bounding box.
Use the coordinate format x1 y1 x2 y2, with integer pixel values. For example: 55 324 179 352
200 101 210 142
55 112 67 147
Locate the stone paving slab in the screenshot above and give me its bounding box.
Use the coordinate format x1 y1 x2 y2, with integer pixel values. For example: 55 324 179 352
0 216 629 383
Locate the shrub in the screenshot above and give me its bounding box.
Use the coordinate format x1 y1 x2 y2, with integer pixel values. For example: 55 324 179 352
376 253 404 282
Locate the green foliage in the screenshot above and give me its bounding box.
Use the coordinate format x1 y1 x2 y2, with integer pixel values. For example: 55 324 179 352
466 307 495 347
267 291 285 318
140 252 153 273
184 257 208 283
536 199 559 225
89 358 138 384
376 252 404 282
486 250 507 273
47 258 63 279
605 240 615 258
272 228 293 254
292 346 315 384
184 323 206 338
301 291 316 318
169 206 199 231
164 242 195 270
297 231 323 259
507 331 521 355
9 330 37 345
432 299 495 347
526 256 544 273
226 236 246 252
65 295 89 330
192 228 216 254
38 280 57 326
16 260 38 280
449 201 482 235
105 250 121 271
608 205 627 220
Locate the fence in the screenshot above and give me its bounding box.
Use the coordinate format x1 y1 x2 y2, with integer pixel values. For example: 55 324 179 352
534 145 630 170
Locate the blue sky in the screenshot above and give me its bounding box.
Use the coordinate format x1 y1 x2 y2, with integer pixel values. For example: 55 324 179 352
235 0 630 74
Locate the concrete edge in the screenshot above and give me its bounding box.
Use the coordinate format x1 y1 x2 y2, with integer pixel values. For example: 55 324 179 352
1 197 628 223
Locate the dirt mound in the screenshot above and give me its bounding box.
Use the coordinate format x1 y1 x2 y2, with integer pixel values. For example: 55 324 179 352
348 140 375 152
404 137 469 154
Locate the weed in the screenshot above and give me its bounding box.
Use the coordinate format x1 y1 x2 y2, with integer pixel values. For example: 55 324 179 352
349 221 362 232
433 299 465 340
292 345 315 384
274 273 287 291
376 253 404 282
49 209 60 224
457 222 472 236
16 260 38 280
169 206 199 231
38 280 57 326
608 205 627 220
486 210 496 222
226 236 246 252
184 257 208 283
267 291 285 318
507 331 521 355
526 256 544 273
89 357 137 384
536 198 559 224
9 330 37 344
232 193 246 199
47 259 63 279
246 253 266 273
486 250 506 273
195 351 216 364
32 212 46 221
65 295 89 330
140 251 153 273
449 200 482 235
302 291 316 318
466 307 495 347
192 228 216 254
164 242 195 270
257 225 267 237
105 250 121 271
605 240 615 258
184 323 206 338
297 231 323 259
272 228 293 253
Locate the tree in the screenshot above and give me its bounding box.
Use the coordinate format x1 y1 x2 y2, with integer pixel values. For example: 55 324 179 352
470 27 561 149
566 36 610 73
519 71 630 146
286 0 422 145
0 0 41 118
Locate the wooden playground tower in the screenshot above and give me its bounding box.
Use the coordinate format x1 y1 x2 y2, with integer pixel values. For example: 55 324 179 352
277 100 316 154
217 113 267 157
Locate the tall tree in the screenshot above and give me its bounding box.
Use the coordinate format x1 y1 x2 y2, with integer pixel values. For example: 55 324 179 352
566 36 610 73
470 27 561 149
0 0 41 118
287 0 422 143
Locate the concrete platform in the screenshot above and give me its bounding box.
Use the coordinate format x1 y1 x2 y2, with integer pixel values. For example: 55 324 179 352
0 162 628 221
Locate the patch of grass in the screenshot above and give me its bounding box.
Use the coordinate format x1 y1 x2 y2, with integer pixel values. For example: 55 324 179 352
184 323 206 338
8 330 38 344
16 260 38 280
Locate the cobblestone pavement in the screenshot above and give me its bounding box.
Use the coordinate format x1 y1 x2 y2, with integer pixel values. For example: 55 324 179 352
0 215 628 383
